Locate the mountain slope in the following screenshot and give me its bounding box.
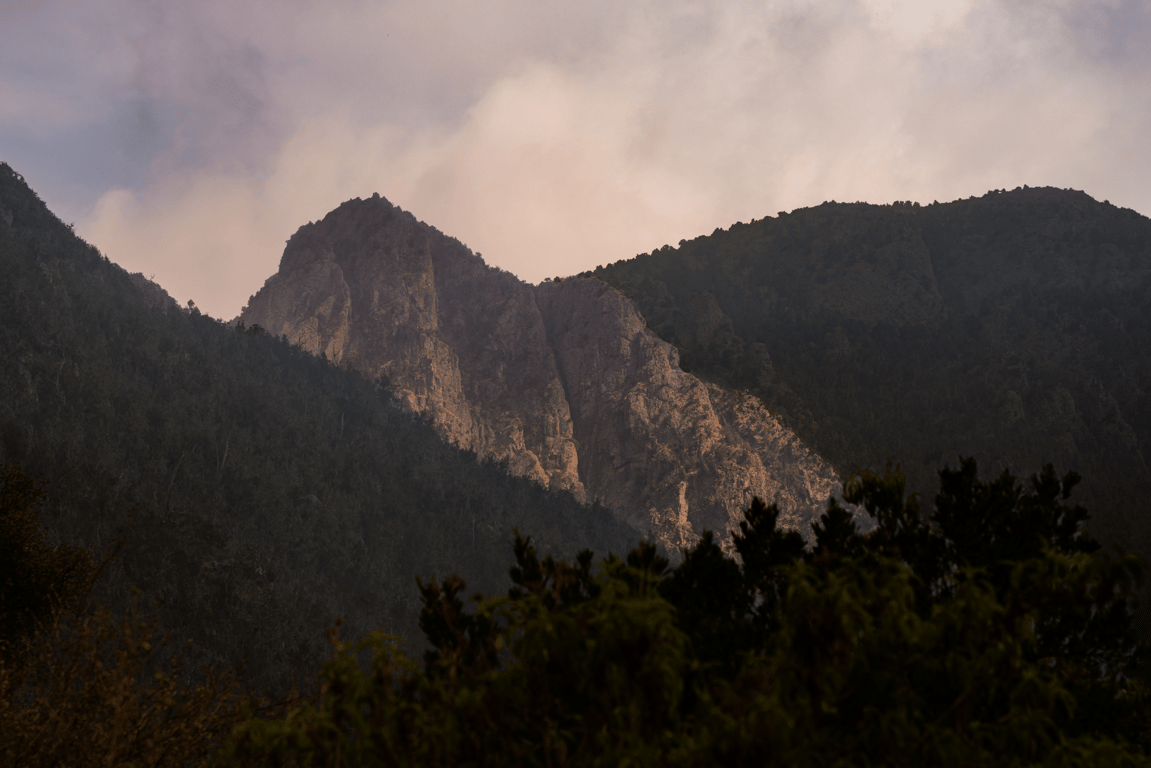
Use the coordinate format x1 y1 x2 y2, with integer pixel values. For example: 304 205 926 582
0 162 638 695
587 188 1151 559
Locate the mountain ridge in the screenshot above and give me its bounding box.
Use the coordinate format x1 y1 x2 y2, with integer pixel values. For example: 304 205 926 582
587 186 1151 564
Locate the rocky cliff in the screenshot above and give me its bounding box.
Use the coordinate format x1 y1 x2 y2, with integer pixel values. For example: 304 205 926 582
587 189 1151 559
534 278 844 552
241 194 851 552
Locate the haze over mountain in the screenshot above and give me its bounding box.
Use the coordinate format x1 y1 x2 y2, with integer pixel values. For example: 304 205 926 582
9 2 1151 320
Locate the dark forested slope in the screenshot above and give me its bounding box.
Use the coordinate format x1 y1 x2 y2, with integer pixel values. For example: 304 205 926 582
589 188 1151 558
0 162 638 696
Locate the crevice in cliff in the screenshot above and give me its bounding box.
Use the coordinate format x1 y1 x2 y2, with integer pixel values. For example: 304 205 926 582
531 284 575 415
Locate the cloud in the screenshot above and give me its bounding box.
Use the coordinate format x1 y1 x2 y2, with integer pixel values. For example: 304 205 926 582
861 0 980 47
25 0 1144 318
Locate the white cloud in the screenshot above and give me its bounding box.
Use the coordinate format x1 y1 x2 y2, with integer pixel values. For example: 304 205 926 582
861 0 980 47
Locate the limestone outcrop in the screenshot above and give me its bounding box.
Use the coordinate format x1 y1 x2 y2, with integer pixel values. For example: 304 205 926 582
241 194 855 552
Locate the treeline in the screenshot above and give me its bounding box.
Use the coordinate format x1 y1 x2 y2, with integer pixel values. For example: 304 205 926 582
4 457 1150 765
0 161 638 697
222 460 1150 766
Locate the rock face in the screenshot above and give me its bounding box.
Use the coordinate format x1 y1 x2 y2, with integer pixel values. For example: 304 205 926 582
242 194 851 552
534 279 843 552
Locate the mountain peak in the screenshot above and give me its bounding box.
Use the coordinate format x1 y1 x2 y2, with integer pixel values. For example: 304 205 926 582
242 195 852 552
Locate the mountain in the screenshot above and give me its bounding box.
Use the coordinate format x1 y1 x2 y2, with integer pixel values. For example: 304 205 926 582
585 188 1151 567
0 162 638 696
15 154 1145 694
240 195 855 554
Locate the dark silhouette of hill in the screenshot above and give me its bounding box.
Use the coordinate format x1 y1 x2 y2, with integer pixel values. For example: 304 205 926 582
0 161 638 696
588 187 1151 572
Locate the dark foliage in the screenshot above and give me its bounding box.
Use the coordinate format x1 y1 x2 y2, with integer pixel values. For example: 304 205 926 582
0 474 307 768
220 459 1151 766
0 462 95 669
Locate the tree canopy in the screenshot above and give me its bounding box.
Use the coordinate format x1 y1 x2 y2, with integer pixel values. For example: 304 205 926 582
219 458 1151 766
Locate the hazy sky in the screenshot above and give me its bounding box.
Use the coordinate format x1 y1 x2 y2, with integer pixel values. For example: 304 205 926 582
3 0 1149 318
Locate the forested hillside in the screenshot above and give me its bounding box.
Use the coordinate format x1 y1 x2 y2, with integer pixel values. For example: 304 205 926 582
0 161 638 696
589 188 1151 563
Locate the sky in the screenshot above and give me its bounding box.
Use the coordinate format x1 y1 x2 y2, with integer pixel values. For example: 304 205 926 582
2 0 1150 319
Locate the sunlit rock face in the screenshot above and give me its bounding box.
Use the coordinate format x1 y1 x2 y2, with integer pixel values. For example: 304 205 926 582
242 194 850 552
243 194 584 501
534 278 843 553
